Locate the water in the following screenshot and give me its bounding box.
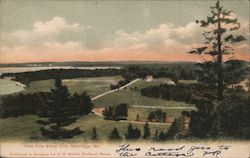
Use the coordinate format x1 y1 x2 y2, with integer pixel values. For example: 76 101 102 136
0 66 120 96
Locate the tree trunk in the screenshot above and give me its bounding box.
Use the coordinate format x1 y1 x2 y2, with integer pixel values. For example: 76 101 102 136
217 1 224 101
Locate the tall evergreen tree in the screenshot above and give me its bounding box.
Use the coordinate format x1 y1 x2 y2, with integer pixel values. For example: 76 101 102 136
188 1 246 100
143 122 151 139
153 129 159 140
125 124 141 140
91 127 98 140
109 127 121 140
37 77 82 139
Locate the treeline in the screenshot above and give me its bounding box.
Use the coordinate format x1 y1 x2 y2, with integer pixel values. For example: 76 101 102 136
141 84 193 103
1 68 121 85
121 64 196 82
188 94 250 139
147 109 167 122
109 64 197 90
0 89 93 118
90 119 187 141
102 103 128 120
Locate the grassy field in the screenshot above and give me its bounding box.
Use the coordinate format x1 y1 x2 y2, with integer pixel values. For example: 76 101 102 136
0 115 41 142
0 77 195 142
179 80 198 84
93 78 194 108
0 114 170 142
22 76 123 97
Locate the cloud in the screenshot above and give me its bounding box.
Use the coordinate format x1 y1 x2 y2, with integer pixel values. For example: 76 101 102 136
1 16 84 44
174 22 201 39
1 20 249 63
34 17 80 35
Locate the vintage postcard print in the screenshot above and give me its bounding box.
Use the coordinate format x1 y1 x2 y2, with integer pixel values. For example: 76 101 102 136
0 0 249 157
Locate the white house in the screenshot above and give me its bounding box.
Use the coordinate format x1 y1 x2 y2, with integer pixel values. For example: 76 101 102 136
145 75 153 82
165 80 175 85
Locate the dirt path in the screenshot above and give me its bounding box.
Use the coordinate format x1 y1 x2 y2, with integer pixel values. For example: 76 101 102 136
91 78 141 101
91 78 141 117
90 78 194 125
130 105 196 110
119 120 171 125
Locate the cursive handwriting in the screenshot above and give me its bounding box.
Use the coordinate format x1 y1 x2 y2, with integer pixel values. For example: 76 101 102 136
116 144 140 157
145 146 194 157
116 144 232 157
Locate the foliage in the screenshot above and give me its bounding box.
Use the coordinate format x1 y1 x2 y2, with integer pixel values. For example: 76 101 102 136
91 127 98 140
0 89 93 118
0 92 50 118
147 109 166 122
102 103 128 120
110 80 130 90
1 68 121 85
189 99 215 138
69 92 94 115
36 77 83 139
212 94 250 139
188 1 246 100
109 127 121 140
143 122 150 139
125 124 141 140
141 84 193 103
121 64 197 82
165 119 181 139
223 60 248 87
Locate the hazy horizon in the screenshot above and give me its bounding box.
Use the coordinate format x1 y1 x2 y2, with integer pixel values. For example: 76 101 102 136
1 0 249 64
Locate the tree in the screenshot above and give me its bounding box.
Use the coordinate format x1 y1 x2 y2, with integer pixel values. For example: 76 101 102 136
91 127 98 140
223 60 248 89
70 92 93 115
188 1 246 100
165 119 180 139
102 104 128 120
158 131 166 141
37 77 82 139
212 94 250 138
109 127 121 140
103 107 113 120
136 114 140 121
188 100 215 138
125 124 141 140
153 129 159 140
143 122 150 139
147 112 155 122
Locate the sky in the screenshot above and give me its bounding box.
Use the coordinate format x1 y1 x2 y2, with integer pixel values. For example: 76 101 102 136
0 0 249 64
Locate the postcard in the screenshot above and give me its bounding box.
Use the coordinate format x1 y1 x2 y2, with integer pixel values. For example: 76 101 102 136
0 0 249 157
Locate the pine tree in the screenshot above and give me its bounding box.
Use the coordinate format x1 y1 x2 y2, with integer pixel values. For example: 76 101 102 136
125 124 141 140
153 129 159 140
136 114 140 121
158 131 166 141
109 127 121 140
143 122 150 139
91 127 98 140
165 119 180 139
37 77 82 139
125 124 134 139
188 1 246 100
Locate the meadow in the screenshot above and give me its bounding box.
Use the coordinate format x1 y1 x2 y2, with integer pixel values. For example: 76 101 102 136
0 114 170 142
0 76 195 142
93 78 195 108
22 76 123 97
